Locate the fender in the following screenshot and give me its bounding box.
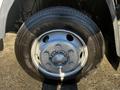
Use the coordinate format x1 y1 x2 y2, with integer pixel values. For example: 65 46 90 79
0 0 15 39
0 0 15 50
0 0 20 51
106 0 120 56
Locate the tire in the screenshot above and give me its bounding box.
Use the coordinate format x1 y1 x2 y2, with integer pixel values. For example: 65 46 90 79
15 6 105 81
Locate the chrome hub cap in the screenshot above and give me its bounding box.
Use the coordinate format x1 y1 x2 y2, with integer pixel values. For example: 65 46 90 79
31 29 88 80
51 51 68 66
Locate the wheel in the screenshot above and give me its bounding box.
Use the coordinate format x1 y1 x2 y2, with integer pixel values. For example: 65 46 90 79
15 6 105 81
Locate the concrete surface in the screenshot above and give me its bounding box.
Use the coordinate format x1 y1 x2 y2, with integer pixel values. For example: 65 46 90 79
0 33 120 90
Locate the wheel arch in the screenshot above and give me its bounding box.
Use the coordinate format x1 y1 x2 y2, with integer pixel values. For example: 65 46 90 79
0 0 116 38
0 0 119 57
106 0 120 57
0 0 21 39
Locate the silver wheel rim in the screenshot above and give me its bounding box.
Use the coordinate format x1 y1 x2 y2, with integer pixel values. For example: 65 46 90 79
31 29 88 80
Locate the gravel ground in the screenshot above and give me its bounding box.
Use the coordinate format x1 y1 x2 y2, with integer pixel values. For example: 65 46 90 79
0 33 120 90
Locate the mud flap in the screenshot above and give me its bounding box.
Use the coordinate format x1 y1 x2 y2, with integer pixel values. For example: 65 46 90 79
0 39 3 51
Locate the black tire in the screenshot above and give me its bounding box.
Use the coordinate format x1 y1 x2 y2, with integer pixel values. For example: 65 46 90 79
15 6 105 81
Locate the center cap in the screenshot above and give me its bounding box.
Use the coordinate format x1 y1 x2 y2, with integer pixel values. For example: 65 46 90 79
40 41 79 72
51 53 68 66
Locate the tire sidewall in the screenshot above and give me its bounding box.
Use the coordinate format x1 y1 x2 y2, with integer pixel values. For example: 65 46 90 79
15 7 104 81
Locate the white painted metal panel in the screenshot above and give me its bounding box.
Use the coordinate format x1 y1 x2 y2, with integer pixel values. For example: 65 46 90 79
0 0 3 8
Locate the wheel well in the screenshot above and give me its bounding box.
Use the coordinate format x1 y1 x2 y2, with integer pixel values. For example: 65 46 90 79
5 0 117 68
6 0 21 33
6 0 114 44
6 0 113 32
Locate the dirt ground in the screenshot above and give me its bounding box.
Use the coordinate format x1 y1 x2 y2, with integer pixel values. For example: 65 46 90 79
0 33 120 90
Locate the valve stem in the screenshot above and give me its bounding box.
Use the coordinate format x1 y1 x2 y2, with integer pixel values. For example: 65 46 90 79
59 66 65 82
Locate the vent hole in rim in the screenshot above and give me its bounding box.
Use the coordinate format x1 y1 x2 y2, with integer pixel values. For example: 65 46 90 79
37 56 40 60
80 52 83 59
43 35 49 43
66 34 74 41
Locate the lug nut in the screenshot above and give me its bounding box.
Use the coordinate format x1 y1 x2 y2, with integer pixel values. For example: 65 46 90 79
55 44 62 51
